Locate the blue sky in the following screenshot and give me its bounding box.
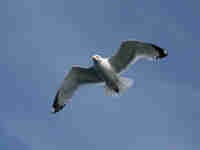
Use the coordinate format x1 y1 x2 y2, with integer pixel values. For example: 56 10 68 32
2 0 200 149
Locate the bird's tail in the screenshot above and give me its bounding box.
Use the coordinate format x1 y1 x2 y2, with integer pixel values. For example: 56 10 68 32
118 77 134 93
104 77 134 96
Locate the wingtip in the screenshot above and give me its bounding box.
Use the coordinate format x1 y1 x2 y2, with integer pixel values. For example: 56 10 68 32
52 103 66 114
50 109 57 114
151 44 168 59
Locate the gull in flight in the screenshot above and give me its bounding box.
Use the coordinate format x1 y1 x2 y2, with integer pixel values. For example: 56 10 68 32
52 40 168 113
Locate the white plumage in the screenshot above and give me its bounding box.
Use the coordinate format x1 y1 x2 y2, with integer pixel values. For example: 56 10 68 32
52 40 168 113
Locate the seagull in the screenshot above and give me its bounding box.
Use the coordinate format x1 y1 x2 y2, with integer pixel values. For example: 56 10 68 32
52 40 168 113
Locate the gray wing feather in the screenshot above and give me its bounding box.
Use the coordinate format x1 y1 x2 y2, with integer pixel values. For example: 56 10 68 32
109 40 166 73
53 66 102 108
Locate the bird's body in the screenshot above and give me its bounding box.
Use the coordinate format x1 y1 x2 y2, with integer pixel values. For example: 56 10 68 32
93 56 120 93
52 40 168 113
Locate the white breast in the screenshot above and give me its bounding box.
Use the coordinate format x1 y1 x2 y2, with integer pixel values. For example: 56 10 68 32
97 58 119 83
100 58 113 70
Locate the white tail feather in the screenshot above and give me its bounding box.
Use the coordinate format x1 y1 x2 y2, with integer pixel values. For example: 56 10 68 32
104 85 119 96
118 77 134 93
104 77 134 96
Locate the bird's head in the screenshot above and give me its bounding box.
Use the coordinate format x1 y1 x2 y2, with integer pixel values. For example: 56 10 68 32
92 55 102 63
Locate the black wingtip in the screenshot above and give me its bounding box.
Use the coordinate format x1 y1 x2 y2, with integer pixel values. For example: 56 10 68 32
53 91 59 107
52 91 66 113
151 44 168 59
52 103 66 114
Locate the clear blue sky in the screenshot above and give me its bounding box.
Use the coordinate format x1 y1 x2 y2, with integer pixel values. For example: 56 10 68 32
2 0 200 149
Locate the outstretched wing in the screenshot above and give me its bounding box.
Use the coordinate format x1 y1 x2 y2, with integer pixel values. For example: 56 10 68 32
109 40 167 73
52 66 102 113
